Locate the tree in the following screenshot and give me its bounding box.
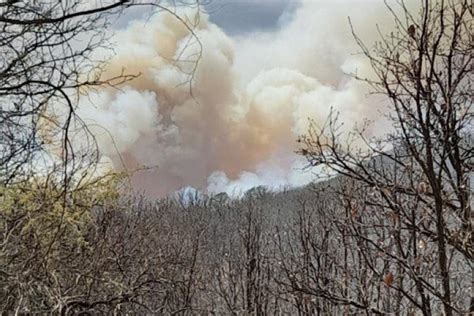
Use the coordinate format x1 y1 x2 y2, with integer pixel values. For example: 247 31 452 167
0 1 202 313
0 0 202 187
0 0 133 187
299 0 473 314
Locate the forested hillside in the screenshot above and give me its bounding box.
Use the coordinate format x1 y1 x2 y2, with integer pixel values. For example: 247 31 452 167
0 0 472 314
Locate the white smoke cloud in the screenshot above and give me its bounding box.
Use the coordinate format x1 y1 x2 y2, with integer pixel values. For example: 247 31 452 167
77 0 414 196
207 156 318 197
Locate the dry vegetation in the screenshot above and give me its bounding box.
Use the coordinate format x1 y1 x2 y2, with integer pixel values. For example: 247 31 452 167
2 180 472 314
0 0 472 314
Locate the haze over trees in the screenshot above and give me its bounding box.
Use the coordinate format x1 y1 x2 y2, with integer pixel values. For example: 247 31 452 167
0 0 472 314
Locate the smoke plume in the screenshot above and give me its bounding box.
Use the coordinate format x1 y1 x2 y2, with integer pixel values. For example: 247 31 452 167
78 0 413 196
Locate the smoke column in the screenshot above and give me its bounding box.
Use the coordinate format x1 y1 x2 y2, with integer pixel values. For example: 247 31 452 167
78 0 415 196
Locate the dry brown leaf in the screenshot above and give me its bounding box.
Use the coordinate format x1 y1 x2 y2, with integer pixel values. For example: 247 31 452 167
384 271 394 286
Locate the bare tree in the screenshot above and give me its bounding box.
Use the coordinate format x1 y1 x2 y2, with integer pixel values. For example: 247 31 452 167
0 0 203 187
0 1 203 313
2 1 471 314
299 0 473 314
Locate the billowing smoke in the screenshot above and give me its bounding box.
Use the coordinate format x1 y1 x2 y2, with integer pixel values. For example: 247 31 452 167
78 0 413 196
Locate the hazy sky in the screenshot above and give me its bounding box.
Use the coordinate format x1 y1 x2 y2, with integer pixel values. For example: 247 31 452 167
204 0 299 35
113 0 300 34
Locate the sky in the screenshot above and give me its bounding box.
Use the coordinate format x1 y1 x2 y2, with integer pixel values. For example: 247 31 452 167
113 0 297 34
204 0 297 35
